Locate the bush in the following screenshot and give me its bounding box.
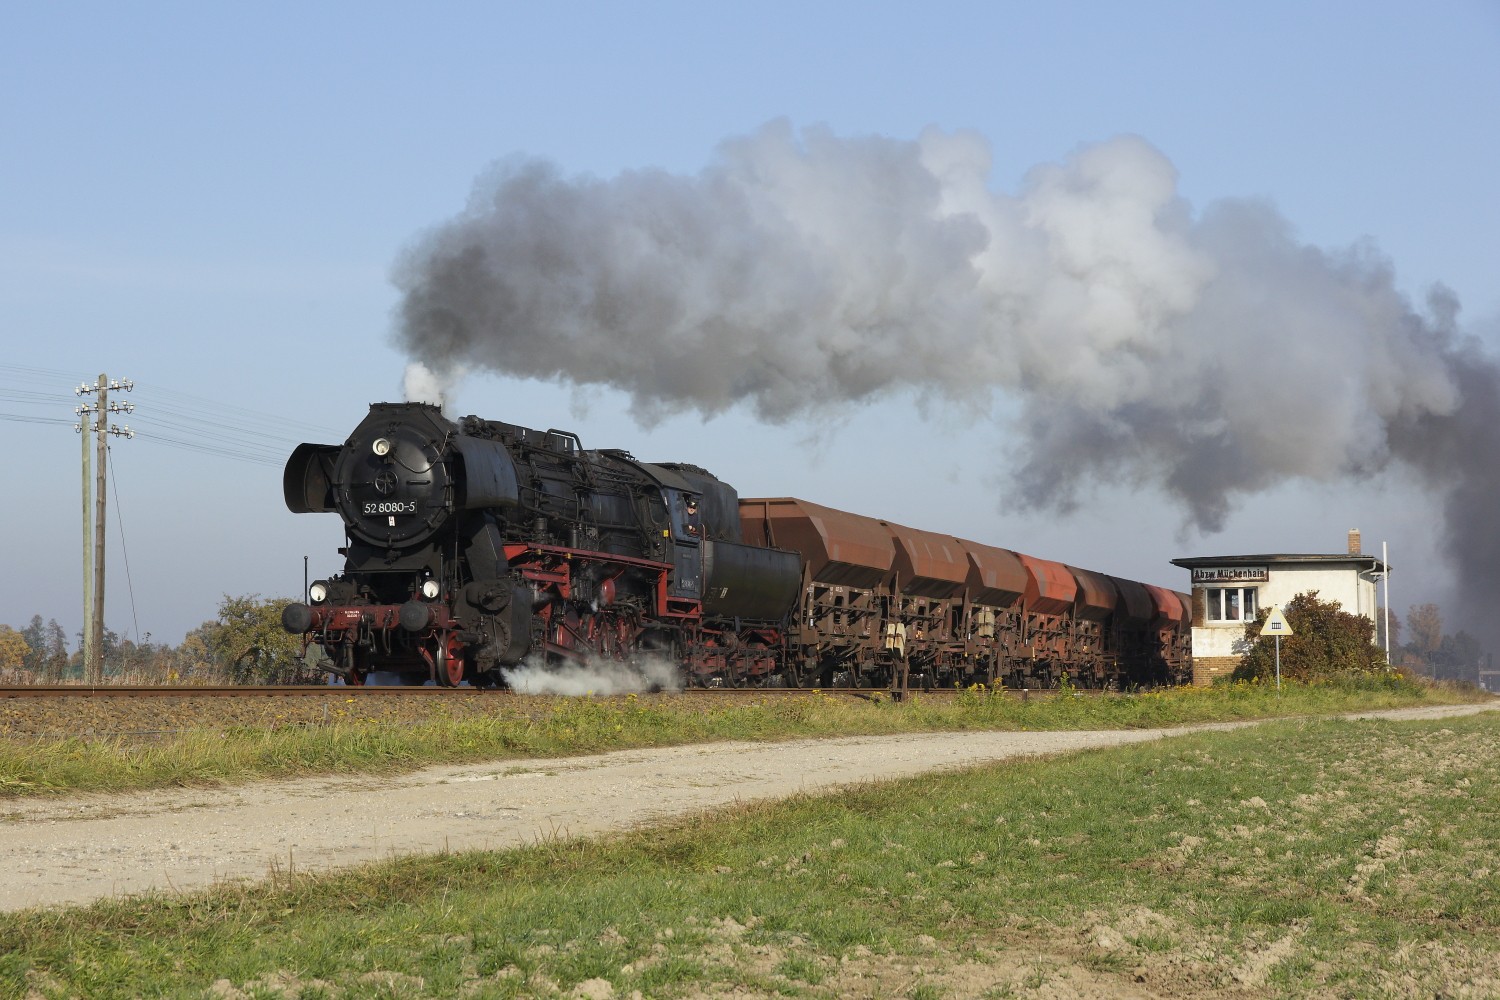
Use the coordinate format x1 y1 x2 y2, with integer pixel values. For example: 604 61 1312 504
1232 591 1387 682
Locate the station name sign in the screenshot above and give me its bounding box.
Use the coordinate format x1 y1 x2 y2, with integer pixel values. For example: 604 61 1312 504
1192 566 1269 584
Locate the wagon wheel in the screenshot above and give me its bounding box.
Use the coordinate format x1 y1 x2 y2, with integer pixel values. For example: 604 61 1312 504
433 632 466 687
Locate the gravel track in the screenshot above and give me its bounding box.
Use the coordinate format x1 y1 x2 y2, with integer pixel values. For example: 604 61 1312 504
1 701 1494 913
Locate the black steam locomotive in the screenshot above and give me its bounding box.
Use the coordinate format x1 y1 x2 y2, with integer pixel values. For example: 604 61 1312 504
282 403 1191 688
281 403 801 686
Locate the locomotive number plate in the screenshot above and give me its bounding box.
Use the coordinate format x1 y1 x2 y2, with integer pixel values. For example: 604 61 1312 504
363 501 417 515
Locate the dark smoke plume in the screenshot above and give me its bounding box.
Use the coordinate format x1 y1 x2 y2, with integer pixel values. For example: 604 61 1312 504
393 121 1498 646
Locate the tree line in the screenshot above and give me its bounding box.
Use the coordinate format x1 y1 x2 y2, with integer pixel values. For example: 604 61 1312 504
0 595 317 685
1395 602 1488 684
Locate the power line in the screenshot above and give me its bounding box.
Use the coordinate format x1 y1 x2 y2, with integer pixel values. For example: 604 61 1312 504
5 410 290 464
4 363 342 440
0 363 75 382
134 410 297 455
133 429 284 466
0 412 75 425
7 363 343 468
108 442 142 648
133 381 343 439
0 388 74 405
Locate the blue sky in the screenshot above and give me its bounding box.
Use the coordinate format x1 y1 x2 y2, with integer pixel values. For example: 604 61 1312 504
2 1 1497 646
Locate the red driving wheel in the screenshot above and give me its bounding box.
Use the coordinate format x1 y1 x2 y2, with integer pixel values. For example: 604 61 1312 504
433 632 466 687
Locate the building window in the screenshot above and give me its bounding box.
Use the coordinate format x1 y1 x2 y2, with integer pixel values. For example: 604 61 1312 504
1205 587 1257 623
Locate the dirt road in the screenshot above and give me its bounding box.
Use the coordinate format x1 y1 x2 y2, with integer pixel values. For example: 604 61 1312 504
2 703 1493 913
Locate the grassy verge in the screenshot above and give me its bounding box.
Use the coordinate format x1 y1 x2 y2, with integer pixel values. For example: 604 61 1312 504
0 675 1487 797
2 710 1496 998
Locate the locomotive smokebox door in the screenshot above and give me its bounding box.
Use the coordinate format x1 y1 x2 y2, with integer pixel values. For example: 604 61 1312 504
332 405 461 549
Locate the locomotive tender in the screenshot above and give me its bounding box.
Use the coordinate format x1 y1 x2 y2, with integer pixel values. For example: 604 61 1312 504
281 403 1190 688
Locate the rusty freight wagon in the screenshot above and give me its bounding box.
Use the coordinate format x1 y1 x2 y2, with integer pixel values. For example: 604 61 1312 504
739 497 1190 690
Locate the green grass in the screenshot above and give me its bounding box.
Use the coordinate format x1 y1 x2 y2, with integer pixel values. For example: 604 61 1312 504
0 674 1485 797
1 708 1497 998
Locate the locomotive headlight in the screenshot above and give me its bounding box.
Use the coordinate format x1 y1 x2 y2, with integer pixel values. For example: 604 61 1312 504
421 579 440 600
309 582 329 604
372 437 392 457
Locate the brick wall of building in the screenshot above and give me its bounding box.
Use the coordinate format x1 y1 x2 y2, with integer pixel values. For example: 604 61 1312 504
1192 655 1239 687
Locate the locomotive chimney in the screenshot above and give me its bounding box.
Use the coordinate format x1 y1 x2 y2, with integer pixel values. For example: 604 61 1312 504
1347 528 1362 555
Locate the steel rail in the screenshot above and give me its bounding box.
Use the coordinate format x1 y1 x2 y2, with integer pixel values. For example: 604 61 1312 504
0 684 1094 700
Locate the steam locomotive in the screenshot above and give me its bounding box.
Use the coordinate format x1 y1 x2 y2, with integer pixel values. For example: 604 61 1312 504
281 403 1190 688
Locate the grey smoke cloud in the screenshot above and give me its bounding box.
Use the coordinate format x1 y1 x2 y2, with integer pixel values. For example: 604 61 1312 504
393 121 1495 644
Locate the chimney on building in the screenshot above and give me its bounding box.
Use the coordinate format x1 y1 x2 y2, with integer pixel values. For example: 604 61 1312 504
1348 528 1362 555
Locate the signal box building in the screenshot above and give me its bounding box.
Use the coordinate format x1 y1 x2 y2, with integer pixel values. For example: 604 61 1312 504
1171 530 1388 686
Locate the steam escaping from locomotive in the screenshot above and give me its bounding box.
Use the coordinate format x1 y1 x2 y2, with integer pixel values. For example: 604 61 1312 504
501 654 684 696
392 122 1500 646
402 360 449 409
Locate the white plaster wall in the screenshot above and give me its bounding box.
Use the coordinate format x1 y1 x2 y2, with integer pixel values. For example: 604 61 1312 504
1187 563 1379 661
1259 566 1379 621
1190 625 1242 659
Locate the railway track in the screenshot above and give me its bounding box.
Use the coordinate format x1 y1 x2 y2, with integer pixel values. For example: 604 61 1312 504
0 684 1090 700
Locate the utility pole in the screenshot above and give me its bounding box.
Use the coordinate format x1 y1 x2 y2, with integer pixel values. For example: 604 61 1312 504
73 385 96 680
1382 541 1391 664
75 374 133 683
